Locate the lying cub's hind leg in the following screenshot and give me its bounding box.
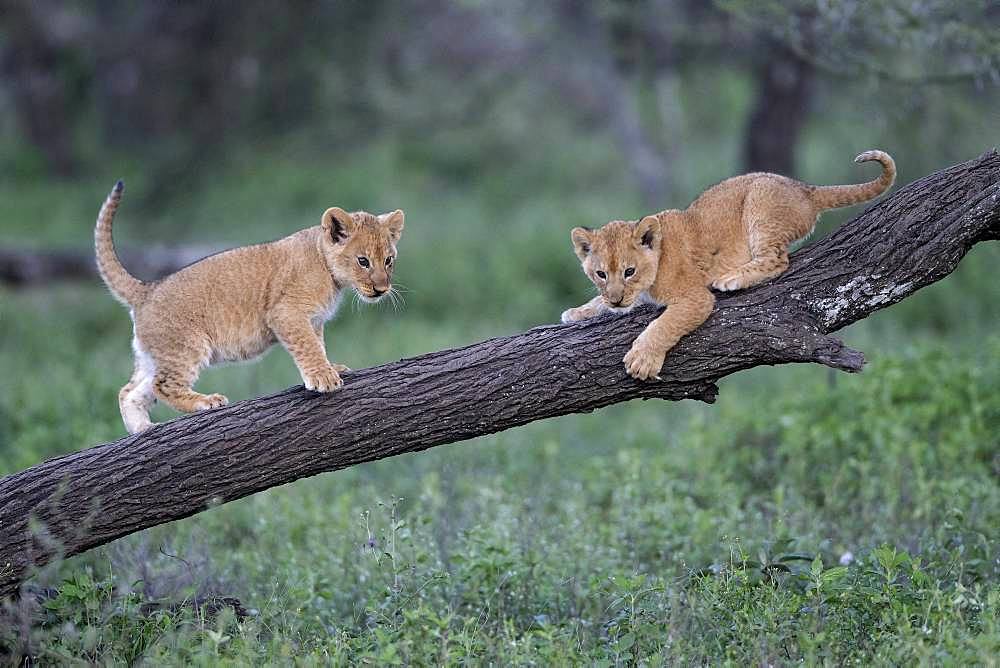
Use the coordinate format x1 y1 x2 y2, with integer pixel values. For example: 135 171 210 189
711 242 789 292
711 186 802 292
151 351 228 414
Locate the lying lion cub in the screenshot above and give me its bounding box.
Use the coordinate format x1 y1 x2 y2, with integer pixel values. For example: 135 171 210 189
96 181 404 433
562 150 895 380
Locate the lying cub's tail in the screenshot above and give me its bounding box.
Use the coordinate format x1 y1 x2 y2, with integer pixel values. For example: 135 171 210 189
95 181 148 308
808 150 896 210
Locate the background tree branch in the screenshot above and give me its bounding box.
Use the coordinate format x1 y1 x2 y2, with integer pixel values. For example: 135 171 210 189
1 151 998 601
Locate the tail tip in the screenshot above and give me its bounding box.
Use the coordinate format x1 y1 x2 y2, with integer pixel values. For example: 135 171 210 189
854 149 890 164
114 180 124 193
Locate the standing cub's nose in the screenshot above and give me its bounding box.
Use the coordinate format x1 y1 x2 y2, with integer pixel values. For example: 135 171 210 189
372 287 387 296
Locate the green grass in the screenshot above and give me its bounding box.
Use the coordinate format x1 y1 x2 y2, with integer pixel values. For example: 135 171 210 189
3 315 998 663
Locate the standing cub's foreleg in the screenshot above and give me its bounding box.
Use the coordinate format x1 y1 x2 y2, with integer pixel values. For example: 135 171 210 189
624 286 714 380
267 307 347 392
561 296 609 323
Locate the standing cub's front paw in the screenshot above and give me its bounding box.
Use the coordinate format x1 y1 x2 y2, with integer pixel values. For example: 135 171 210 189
623 338 666 381
303 365 344 392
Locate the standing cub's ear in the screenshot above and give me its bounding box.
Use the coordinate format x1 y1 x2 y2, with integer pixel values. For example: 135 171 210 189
571 227 593 261
634 215 661 249
382 209 405 242
322 207 354 242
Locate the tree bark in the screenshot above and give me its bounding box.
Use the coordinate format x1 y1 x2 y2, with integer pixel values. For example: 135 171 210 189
2 151 999 600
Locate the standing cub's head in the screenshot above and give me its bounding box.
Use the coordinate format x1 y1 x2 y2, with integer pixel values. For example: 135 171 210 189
570 216 661 311
321 207 405 302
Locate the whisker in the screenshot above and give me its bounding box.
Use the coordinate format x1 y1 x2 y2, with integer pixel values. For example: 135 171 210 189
387 287 405 313
389 281 413 294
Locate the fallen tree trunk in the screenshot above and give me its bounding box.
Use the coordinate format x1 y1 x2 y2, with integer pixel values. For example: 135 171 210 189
2 151 998 600
0 244 222 286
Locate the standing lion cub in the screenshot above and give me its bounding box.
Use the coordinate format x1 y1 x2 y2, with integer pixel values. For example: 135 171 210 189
96 181 404 433
562 150 895 380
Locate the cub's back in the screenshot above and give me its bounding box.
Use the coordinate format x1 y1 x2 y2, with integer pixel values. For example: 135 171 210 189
134 230 324 337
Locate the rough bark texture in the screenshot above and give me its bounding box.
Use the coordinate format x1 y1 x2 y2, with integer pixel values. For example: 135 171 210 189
2 151 999 600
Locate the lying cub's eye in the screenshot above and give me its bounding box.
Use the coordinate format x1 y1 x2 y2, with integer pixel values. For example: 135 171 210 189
596 270 607 280
385 256 393 267
624 267 636 278
358 257 370 268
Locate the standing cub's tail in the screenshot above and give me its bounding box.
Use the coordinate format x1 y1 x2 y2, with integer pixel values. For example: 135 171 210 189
808 150 896 210
95 181 148 308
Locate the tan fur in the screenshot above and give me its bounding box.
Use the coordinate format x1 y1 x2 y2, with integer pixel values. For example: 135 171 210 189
562 150 895 380
96 182 404 433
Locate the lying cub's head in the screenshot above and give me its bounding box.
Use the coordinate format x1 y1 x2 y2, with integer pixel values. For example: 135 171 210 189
570 216 661 311
321 207 405 302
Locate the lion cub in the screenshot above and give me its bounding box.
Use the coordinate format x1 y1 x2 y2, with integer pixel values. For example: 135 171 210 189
96 181 404 433
562 150 895 380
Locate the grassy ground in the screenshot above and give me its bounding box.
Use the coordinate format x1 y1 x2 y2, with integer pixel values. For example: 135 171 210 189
2 130 1000 663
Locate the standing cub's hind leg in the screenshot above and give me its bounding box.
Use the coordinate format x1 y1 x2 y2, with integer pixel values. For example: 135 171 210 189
151 351 229 414
119 343 157 434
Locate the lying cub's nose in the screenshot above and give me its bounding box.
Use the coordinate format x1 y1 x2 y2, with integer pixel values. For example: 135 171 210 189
372 287 387 296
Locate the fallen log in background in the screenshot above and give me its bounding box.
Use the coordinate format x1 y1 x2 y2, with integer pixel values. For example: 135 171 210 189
2 150 998 600
0 244 222 287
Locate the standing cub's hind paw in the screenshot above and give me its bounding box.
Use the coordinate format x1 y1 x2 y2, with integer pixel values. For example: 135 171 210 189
195 393 229 411
304 365 343 392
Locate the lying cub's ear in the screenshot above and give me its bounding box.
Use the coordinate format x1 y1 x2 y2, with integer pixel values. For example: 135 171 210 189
382 209 405 242
571 227 593 261
634 215 661 249
322 207 355 242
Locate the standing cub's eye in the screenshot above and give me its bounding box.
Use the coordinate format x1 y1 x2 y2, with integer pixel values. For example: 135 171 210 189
384 256 393 267
358 257 370 268
596 270 607 280
624 267 636 278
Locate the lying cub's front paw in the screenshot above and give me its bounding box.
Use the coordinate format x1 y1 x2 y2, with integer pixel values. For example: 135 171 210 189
711 273 744 292
561 306 595 324
303 365 343 392
623 340 666 381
